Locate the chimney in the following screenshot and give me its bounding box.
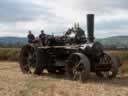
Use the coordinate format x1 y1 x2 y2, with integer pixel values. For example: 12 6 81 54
87 14 95 42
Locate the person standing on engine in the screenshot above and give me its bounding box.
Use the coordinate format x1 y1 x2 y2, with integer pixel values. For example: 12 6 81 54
39 30 46 46
27 30 36 44
74 23 87 44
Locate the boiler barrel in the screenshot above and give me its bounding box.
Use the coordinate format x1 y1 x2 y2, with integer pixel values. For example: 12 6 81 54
87 14 95 42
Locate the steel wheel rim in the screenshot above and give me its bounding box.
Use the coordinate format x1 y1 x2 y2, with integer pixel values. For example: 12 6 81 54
27 50 36 74
70 55 85 80
98 54 115 78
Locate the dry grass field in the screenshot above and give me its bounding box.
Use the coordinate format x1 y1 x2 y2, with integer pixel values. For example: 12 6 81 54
0 48 128 96
0 62 128 96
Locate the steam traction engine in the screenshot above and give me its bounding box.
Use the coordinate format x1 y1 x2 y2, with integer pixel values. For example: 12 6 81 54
19 14 121 82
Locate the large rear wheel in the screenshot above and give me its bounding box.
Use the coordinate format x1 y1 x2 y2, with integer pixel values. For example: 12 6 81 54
65 53 90 82
19 45 36 74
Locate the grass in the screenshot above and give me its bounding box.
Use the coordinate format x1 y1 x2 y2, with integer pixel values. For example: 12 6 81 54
0 48 20 61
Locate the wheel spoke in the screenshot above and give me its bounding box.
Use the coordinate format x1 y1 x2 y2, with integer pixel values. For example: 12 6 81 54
27 52 36 74
73 71 81 80
73 62 81 70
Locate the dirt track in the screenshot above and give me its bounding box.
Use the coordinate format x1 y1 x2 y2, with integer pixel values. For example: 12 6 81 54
0 62 128 96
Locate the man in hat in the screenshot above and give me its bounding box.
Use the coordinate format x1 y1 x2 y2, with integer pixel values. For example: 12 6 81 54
74 23 86 44
27 30 36 44
39 30 46 46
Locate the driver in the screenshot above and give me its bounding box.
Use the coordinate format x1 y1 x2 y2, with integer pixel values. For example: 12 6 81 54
27 30 36 44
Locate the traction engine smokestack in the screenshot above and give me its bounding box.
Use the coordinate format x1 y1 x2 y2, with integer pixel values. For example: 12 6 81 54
87 14 95 42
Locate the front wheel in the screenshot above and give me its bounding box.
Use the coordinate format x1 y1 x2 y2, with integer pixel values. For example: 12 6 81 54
65 53 90 82
96 53 120 79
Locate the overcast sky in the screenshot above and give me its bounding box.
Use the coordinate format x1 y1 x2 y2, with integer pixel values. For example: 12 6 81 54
0 0 128 38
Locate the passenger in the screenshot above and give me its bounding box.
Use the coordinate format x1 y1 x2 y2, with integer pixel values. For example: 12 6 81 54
39 30 46 46
27 30 36 44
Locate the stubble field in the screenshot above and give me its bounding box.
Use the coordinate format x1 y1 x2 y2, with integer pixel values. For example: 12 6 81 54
0 61 128 96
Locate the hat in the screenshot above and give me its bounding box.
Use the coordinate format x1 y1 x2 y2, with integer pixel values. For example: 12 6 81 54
28 30 32 32
41 30 44 33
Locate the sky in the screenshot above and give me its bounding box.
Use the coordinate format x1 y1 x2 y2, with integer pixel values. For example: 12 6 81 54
0 0 128 38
